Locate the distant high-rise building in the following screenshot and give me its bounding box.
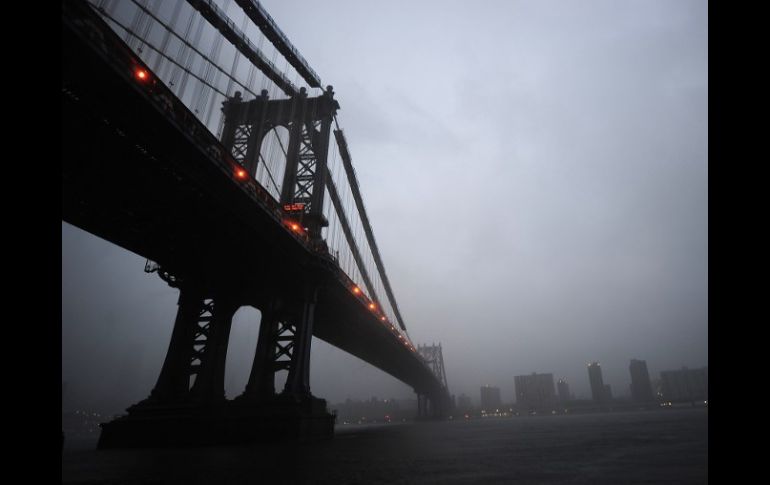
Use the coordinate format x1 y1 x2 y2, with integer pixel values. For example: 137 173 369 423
660 367 708 402
480 385 501 412
457 393 472 411
587 362 605 402
603 384 613 401
557 378 571 402
515 373 557 410
629 359 655 402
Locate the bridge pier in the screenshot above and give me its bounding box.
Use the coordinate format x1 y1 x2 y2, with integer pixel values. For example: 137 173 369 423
147 284 206 403
242 298 281 400
417 393 427 420
283 285 317 398
98 280 334 448
238 284 317 401
189 297 237 403
416 391 453 421
417 392 442 420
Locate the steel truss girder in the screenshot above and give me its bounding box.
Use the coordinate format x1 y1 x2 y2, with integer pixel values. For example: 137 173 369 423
189 299 214 372
273 321 297 367
230 125 252 165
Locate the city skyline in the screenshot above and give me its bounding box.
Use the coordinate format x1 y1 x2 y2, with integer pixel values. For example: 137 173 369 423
62 0 707 415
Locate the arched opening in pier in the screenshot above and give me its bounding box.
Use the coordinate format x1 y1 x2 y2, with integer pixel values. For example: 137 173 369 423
224 306 262 398
275 369 289 395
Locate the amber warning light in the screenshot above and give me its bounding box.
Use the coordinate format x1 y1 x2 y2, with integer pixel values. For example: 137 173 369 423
134 68 149 82
235 168 248 180
286 221 304 234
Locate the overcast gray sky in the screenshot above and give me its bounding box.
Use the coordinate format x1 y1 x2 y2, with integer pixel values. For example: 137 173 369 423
62 0 707 414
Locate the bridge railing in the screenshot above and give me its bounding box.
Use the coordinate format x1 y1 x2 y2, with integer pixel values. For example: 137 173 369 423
87 0 415 349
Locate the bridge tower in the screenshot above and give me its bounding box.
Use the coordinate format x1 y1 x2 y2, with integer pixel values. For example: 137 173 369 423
416 343 452 419
220 85 339 240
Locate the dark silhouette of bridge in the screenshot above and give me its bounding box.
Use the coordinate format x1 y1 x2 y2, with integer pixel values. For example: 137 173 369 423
62 0 450 447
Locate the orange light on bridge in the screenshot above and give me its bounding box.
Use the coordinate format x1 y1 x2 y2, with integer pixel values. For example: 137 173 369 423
368 303 376 310
235 168 247 179
135 68 149 82
352 286 361 294
284 220 304 234
381 316 386 321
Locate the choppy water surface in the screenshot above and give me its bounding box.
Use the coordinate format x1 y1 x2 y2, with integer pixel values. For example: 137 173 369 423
63 408 707 484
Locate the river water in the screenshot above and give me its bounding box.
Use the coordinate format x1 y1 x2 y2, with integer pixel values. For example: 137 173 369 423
62 407 707 484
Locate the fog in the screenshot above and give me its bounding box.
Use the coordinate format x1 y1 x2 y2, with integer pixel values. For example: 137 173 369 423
62 0 707 415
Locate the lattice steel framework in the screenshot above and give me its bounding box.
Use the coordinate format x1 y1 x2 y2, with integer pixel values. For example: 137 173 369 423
417 343 448 390
220 87 337 240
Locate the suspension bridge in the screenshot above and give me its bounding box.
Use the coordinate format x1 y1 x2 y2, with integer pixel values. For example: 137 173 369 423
62 0 451 447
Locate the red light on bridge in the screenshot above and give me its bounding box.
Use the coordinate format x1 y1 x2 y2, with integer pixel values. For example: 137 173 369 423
284 220 304 234
235 168 247 179
283 202 306 212
381 316 386 321
134 68 149 82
